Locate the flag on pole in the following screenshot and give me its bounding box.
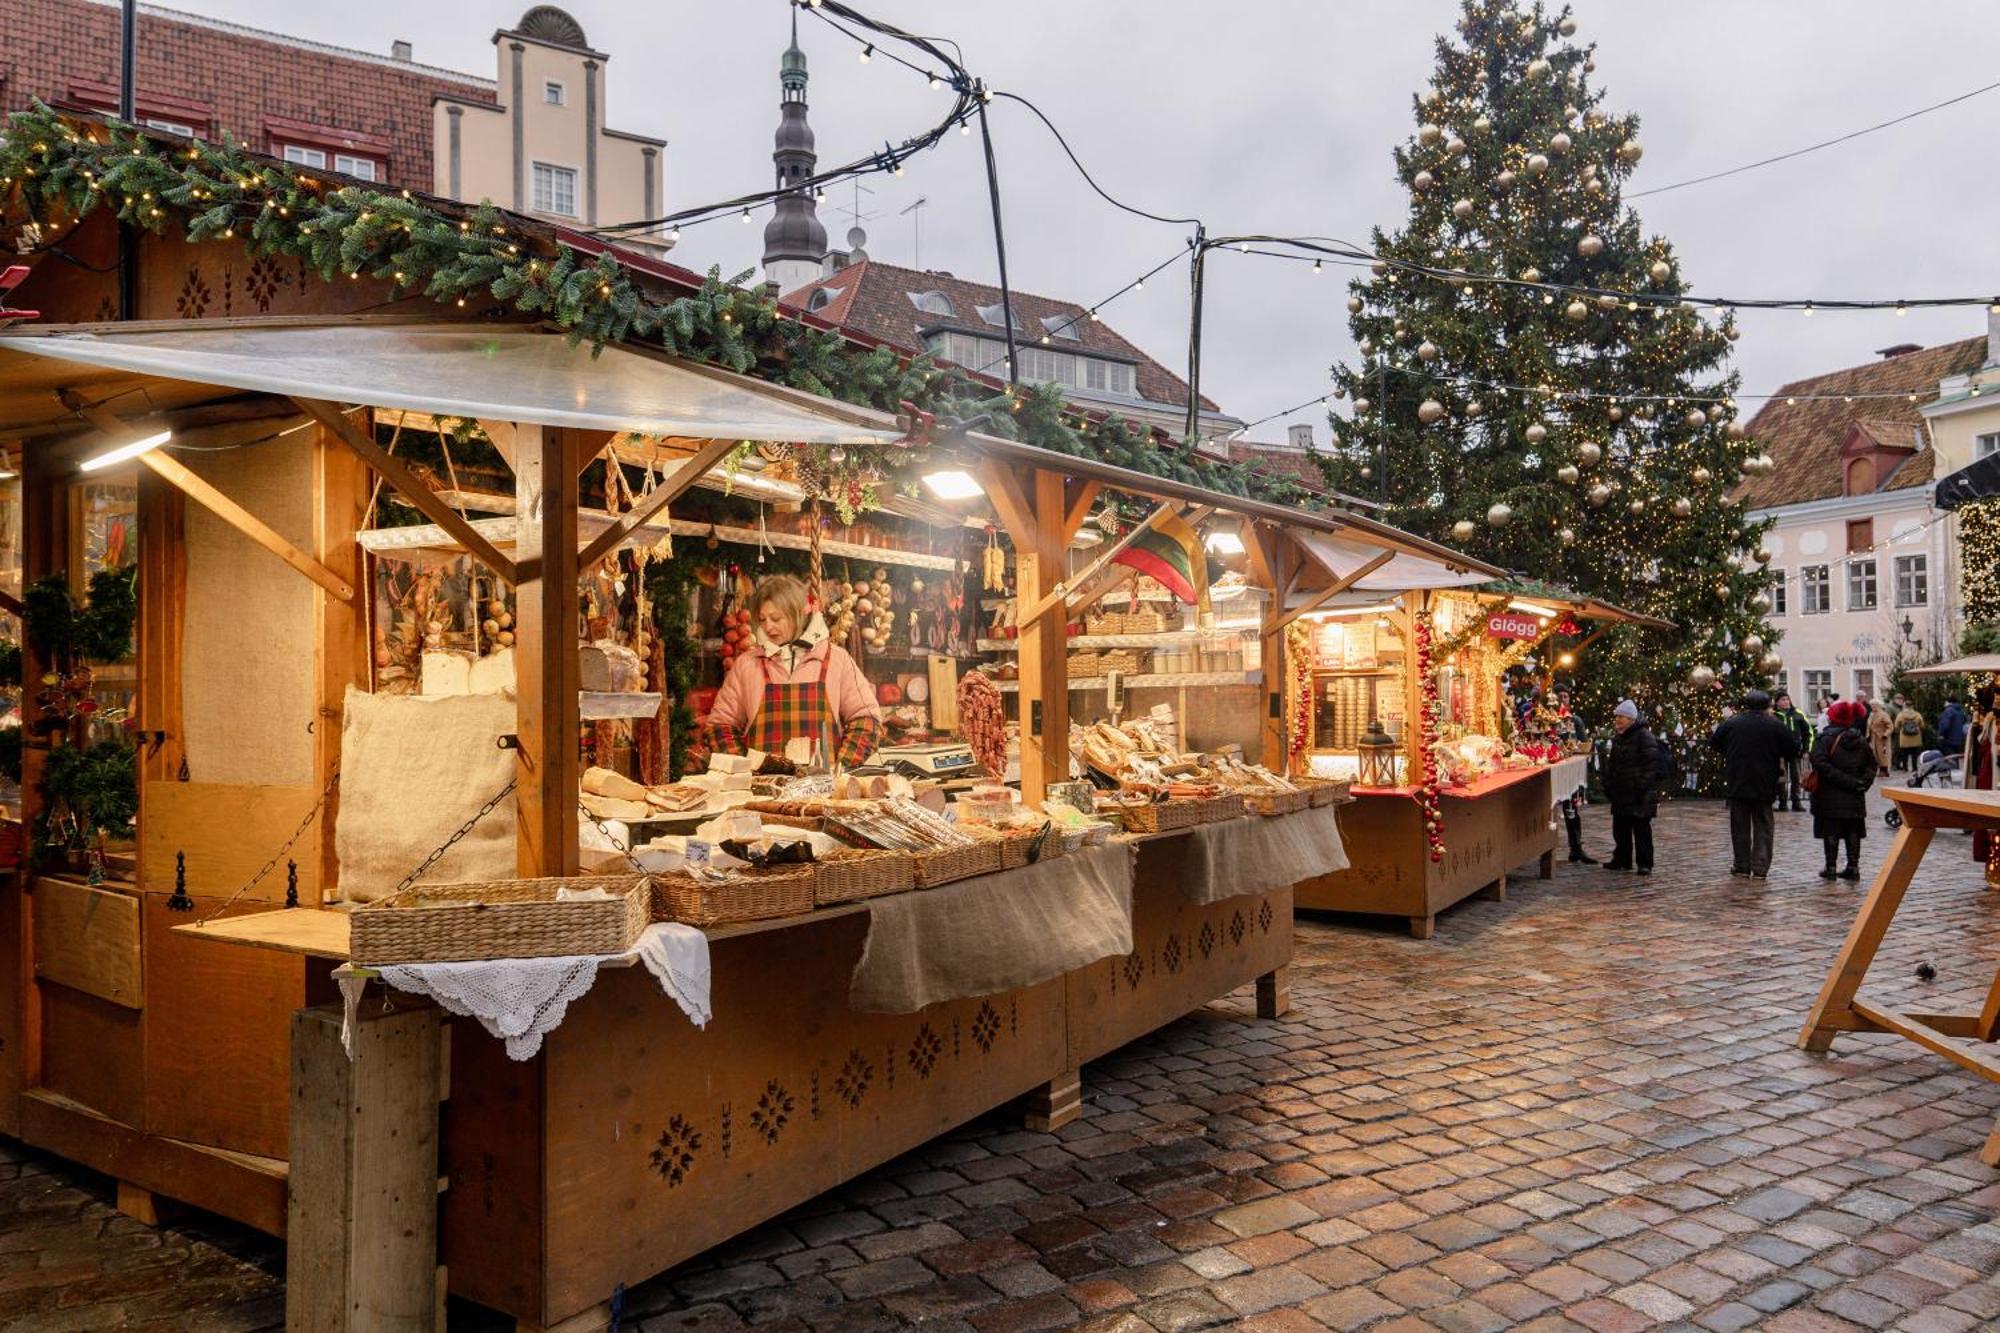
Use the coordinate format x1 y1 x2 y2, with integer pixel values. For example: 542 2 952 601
1111 510 1209 614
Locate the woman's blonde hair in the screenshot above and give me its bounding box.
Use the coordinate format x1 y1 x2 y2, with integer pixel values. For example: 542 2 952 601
752 574 810 636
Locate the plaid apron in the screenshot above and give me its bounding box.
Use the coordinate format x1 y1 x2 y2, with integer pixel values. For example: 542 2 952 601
747 655 838 760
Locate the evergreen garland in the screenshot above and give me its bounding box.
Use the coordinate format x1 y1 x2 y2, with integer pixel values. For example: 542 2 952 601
0 106 1309 510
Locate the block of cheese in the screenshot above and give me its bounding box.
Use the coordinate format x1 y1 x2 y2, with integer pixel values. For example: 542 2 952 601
708 753 756 776
580 791 651 821
579 642 645 693
468 647 517 696
583 766 647 802
420 651 473 696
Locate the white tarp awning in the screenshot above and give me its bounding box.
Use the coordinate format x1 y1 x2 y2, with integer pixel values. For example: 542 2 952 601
1291 528 1493 593
1904 654 2000 679
0 322 909 446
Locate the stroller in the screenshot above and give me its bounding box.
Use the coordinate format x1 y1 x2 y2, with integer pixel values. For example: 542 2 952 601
1884 748 1962 829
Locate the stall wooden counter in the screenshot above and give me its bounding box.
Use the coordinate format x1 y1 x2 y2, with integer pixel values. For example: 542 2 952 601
1295 765 1556 938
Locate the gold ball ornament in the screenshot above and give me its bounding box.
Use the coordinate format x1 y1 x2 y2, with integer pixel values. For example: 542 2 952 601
1672 497 1693 517
1395 325 1413 343
1347 296 1363 313
1445 136 1467 157
1596 293 1619 311
1566 300 1589 322
1496 169 1517 190
1465 401 1484 418
1726 325 1742 341
1588 484 1612 506
1578 442 1602 466
1452 519 1477 541
1526 57 1551 79
1686 409 1707 428
1358 338 1375 355
1526 423 1548 444
1549 131 1572 155
1353 397 1371 413
1418 398 1447 424
1577 233 1604 258
1606 405 1623 422
1413 169 1435 191
1629 498 1647 514
1749 591 1772 615
1689 664 1716 689
1557 465 1580 484
1418 123 1444 145
1618 139 1645 164
1559 526 1576 545
1487 502 1514 527
1741 633 1765 655
1417 339 1439 361
1452 198 1474 219
1526 153 1550 175
1754 547 1773 565
1725 420 1747 440
1649 260 1672 284
1521 266 1542 283
1371 260 1388 276
1692 465 1713 485
1585 178 1606 197
1559 15 1577 34
1759 651 1784 675
1473 114 1492 133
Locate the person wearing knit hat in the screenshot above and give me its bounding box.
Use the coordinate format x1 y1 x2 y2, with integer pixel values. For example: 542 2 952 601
1709 687 1800 879
1808 699 1874 880
1602 700 1670 874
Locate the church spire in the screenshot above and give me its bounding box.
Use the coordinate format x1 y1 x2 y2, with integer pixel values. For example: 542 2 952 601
763 6 827 291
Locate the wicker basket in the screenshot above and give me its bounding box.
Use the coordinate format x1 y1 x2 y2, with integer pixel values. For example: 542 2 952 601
350 875 649 966
912 840 1004 887
813 850 916 905
1120 799 1208 834
991 826 1061 869
1245 789 1310 817
1298 777 1350 807
652 867 815 927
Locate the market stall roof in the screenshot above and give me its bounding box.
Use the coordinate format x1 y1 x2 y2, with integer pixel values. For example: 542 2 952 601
1286 527 1494 593
1902 653 2000 679
1933 452 2000 511
951 432 1506 576
0 319 908 446
1480 579 1676 631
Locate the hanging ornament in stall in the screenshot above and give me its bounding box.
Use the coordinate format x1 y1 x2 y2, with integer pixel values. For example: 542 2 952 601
1413 608 1446 863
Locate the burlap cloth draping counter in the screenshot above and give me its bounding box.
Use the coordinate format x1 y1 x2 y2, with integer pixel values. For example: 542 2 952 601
1151 805 1349 906
850 842 1133 1013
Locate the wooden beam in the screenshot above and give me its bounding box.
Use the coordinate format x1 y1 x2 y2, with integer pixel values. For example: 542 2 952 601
570 428 617 477
1020 502 1176 627
315 420 370 903
1800 824 1935 1051
475 420 517 470
1062 506 1218 618
1061 480 1102 544
0 588 22 618
295 399 519 585
975 461 1035 550
1014 467 1071 805
1273 550 1394 632
1241 523 1291 771
137 452 354 603
576 436 736 569
513 424 580 878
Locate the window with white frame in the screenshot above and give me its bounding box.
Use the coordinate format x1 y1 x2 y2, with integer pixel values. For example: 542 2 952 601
1847 558 1878 611
334 154 376 181
544 80 566 106
1803 669 1834 710
1801 564 1830 614
282 145 327 168
1854 668 1876 701
1772 671 1790 701
1977 432 2000 460
1768 569 1787 616
144 117 197 137
531 162 577 217
1894 553 1929 607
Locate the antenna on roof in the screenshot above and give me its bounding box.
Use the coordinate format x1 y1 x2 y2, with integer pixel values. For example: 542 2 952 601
898 197 928 270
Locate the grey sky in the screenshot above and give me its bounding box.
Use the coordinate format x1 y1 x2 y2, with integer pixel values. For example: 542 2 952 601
168 0 1998 439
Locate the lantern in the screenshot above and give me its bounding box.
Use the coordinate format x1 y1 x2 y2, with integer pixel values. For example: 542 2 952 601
1357 720 1402 788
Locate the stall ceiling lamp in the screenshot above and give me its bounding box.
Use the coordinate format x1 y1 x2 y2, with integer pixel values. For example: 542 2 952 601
1310 603 1399 621
1507 598 1560 618
80 428 172 473
920 469 984 501
1204 530 1246 555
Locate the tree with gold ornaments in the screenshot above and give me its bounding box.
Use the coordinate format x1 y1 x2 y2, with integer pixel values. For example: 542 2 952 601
1316 0 1775 786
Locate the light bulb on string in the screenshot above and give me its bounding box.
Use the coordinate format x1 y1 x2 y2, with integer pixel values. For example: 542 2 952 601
859 44 873 63
1803 302 1814 317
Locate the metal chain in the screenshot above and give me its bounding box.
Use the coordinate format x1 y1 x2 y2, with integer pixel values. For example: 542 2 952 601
387 775 520 899
193 766 342 927
578 803 651 877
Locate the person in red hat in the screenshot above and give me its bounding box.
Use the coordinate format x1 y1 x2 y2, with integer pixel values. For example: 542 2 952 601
1808 699 1874 881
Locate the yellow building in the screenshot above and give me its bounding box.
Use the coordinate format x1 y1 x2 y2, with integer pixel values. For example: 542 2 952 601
433 6 668 251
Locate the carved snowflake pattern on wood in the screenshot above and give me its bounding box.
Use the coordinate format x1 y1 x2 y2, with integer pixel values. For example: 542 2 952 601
1198 921 1217 959
1163 933 1183 974
835 1049 873 1108
1258 900 1274 934
971 1001 1000 1053
648 1114 702 1187
1122 953 1144 989
175 266 212 318
244 255 284 312
908 1023 943 1078
1230 909 1247 946
749 1080 795 1145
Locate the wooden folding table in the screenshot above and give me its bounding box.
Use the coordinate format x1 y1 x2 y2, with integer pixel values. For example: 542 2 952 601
1799 787 2000 1165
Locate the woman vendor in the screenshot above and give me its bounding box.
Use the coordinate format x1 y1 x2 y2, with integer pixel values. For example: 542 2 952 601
708 574 882 768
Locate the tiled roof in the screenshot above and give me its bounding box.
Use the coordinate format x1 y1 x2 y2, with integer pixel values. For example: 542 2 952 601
1735 337 1986 509
2 0 497 188
783 258 1218 413
1227 442 1323 489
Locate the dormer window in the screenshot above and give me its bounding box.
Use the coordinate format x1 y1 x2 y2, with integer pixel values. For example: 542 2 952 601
1040 314 1082 342
976 301 1022 329
908 291 954 318
807 286 842 313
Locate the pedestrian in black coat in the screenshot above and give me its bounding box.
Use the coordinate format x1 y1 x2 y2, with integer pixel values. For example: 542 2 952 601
1602 700 1671 874
1708 689 1800 879
1810 700 1875 881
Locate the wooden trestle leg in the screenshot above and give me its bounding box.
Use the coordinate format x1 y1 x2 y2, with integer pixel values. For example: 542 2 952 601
1256 966 1291 1019
1025 1067 1082 1132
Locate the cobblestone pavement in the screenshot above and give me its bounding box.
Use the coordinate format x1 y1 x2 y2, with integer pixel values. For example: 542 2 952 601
6 791 2000 1331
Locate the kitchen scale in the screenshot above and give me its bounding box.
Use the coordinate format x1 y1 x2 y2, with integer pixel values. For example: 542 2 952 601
871 741 981 779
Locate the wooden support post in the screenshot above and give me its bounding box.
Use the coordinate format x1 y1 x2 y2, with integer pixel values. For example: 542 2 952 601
1408 915 1435 940
1799 824 1934 1052
1241 524 1293 772
575 435 735 569
514 425 581 878
136 472 186 789
115 1181 160 1225
316 421 369 901
515 1305 615 1333
1256 965 1291 1019
979 463 1070 804
287 1002 442 1333
1024 1067 1082 1132
136 451 354 602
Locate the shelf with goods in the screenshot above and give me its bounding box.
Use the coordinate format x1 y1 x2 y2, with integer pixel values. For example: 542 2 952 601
993 670 1262 694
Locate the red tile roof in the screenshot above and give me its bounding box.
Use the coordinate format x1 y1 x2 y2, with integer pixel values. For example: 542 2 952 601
782 258 1219 413
1 0 496 188
1735 337 1986 508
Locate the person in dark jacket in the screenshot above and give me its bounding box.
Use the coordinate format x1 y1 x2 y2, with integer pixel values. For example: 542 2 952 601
1771 691 1814 811
1709 688 1801 879
1938 698 1970 759
1810 699 1875 880
1602 699 1671 874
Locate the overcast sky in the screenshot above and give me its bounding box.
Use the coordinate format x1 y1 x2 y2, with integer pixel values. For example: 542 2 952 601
171 0 1999 439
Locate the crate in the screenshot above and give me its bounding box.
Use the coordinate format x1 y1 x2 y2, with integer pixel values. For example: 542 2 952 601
350 875 649 966
813 850 916 905
652 867 815 927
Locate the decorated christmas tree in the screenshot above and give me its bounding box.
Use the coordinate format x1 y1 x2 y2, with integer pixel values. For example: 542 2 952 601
1316 0 1775 779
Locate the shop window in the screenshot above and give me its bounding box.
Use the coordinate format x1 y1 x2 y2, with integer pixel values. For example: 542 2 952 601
1800 564 1830 614
1846 558 1877 611
1894 554 1928 607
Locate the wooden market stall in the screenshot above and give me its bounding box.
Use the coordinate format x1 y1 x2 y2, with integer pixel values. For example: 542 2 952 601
0 179 1505 1332
1282 571 1671 937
